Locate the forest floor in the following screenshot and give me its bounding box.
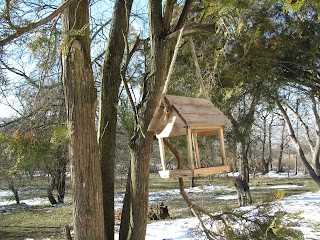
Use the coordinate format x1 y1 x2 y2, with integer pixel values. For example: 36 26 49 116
0 171 319 239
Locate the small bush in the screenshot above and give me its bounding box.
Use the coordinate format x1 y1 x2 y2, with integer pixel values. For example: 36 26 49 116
188 202 303 240
264 189 285 202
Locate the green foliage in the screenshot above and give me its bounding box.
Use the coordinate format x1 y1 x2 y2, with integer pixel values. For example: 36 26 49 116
0 131 54 177
264 210 303 240
118 98 135 137
264 190 285 202
282 0 305 13
189 202 304 240
51 124 70 146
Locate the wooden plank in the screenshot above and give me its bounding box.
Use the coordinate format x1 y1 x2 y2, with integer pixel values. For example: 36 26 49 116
155 113 186 129
195 129 220 136
193 165 231 177
156 127 187 137
187 127 195 170
192 133 201 168
158 138 166 171
159 169 193 178
156 116 177 138
184 114 232 127
165 95 212 107
148 106 165 131
219 128 227 166
159 165 232 178
172 104 223 115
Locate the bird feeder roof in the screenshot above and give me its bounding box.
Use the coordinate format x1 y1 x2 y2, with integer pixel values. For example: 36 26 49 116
148 95 232 137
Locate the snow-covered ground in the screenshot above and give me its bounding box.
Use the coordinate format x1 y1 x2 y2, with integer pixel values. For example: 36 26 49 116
1 171 319 239
143 171 320 240
140 190 320 240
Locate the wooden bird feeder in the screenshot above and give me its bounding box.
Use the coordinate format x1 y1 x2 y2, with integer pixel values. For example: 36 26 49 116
148 95 232 178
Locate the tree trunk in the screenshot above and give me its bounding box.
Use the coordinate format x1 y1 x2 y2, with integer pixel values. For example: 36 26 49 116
98 1 133 239
120 41 170 239
119 1 173 238
261 116 268 174
47 177 58 205
119 165 132 240
55 146 67 203
62 0 105 239
8 181 20 204
277 124 285 173
240 140 250 184
267 117 273 171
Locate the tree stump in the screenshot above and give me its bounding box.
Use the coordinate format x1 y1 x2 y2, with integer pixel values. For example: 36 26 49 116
148 203 170 220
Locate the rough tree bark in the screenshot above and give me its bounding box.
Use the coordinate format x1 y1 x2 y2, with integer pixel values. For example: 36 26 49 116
61 0 105 239
98 1 133 239
119 1 194 239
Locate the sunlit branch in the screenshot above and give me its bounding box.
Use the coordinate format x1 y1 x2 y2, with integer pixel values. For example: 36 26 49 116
1 0 76 47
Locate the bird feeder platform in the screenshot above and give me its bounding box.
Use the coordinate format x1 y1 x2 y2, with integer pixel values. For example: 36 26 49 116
148 95 232 178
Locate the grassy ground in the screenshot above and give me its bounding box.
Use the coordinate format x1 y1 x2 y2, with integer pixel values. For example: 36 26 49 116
0 172 317 240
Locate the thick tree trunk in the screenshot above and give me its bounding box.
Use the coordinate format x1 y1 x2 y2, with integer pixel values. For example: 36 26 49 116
119 165 132 240
62 0 105 239
98 1 133 239
119 1 172 238
120 47 169 239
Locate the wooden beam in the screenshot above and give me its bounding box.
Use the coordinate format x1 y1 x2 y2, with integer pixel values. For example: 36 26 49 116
155 116 176 138
159 169 193 178
187 127 195 170
159 165 232 178
195 129 220 137
192 133 201 168
158 138 167 171
219 128 227 166
193 165 231 177
165 95 212 107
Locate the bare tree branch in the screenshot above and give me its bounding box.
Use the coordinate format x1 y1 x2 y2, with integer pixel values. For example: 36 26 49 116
1 0 76 47
284 101 315 152
174 0 194 31
163 0 177 33
165 23 216 43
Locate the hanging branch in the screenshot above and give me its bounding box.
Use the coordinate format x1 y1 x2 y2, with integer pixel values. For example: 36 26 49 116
162 26 185 95
189 37 207 98
162 139 215 239
161 26 185 120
